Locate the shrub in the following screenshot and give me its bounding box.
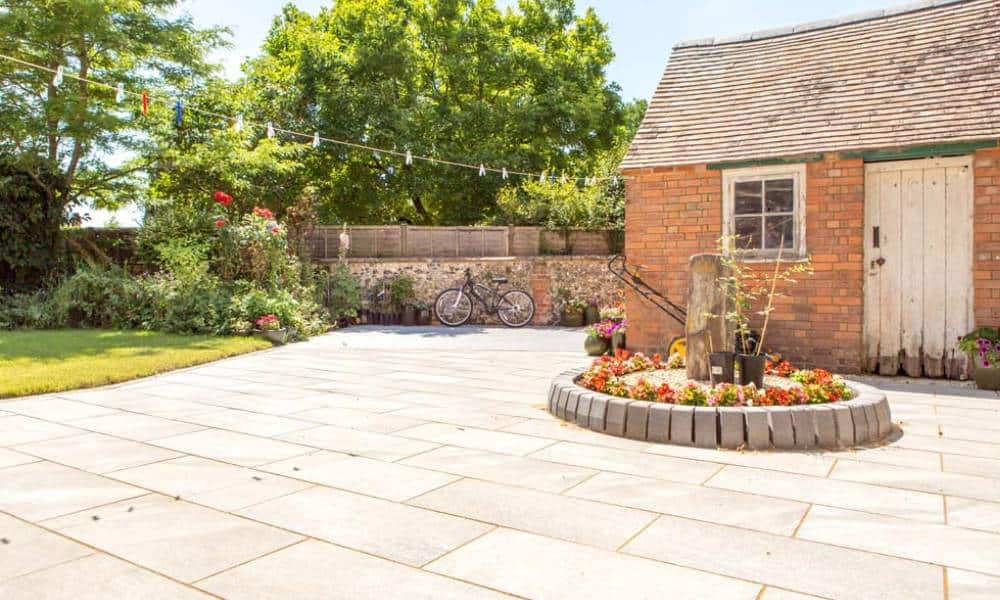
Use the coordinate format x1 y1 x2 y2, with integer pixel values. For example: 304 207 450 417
0 291 52 329
49 265 146 328
323 263 363 321
0 158 66 292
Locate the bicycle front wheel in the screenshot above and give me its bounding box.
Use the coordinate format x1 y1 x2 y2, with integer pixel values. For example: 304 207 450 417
497 290 535 328
434 288 473 327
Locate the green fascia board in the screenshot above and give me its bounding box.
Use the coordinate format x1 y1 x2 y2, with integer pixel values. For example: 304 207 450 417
841 140 999 162
706 154 825 170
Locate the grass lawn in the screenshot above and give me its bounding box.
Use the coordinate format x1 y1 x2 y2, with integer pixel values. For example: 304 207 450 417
0 330 272 399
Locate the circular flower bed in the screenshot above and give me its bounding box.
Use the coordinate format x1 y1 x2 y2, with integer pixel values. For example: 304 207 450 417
578 352 854 407
547 351 891 450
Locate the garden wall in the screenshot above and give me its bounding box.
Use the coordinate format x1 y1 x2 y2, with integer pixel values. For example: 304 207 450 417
333 255 622 325
310 225 620 259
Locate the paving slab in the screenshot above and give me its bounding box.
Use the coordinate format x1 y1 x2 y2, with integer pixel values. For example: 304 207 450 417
623 514 944 600
797 505 1000 576
566 471 808 536
239 486 491 567
0 553 211 599
198 539 511 599
108 455 307 511
261 451 459 501
410 478 656 550
395 422 554 456
707 465 944 523
289 406 428 433
0 461 145 521
830 459 1000 503
502 418 652 451
14 432 180 474
1 397 119 422
947 496 1000 535
151 428 312 467
70 412 206 442
43 494 302 582
0 513 92 582
947 568 1000 600
0 416 84 447
400 446 597 493
531 441 719 484
176 408 317 437
278 424 438 461
0 447 40 469
426 528 760 600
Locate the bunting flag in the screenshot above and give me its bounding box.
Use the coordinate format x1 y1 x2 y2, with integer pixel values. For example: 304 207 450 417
2 53 623 186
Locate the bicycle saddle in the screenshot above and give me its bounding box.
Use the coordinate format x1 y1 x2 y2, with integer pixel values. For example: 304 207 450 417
492 277 508 284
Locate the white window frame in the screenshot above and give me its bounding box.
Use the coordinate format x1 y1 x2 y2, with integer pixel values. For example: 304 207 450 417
722 164 807 260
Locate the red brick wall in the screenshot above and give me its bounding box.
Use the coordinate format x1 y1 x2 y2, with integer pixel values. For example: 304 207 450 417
622 154 866 372
975 144 1000 327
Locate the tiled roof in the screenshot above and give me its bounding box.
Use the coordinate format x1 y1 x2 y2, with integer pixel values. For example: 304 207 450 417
622 0 1000 169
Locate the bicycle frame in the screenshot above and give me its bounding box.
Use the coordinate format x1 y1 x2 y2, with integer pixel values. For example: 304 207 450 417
455 274 506 314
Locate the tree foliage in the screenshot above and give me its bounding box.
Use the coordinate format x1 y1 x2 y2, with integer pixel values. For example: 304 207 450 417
232 0 627 225
0 0 226 213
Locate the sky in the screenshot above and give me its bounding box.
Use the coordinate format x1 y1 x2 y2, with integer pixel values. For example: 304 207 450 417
90 0 895 226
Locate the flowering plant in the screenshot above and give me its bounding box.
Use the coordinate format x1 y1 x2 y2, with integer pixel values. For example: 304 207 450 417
577 353 852 406
213 191 233 206
976 338 1000 368
586 319 623 340
255 314 281 331
765 358 795 377
599 305 625 322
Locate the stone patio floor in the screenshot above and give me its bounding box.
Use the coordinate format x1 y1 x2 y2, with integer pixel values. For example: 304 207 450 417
1 325 999 599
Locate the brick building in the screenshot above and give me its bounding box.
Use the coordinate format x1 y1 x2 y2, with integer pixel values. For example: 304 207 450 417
620 0 1000 376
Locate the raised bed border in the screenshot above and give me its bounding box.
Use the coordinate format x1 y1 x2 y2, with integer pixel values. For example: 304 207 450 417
547 369 892 450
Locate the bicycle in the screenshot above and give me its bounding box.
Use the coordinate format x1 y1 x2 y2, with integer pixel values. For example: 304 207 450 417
434 268 535 328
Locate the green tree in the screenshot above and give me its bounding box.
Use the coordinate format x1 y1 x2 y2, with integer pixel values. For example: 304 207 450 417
0 0 226 215
239 0 626 225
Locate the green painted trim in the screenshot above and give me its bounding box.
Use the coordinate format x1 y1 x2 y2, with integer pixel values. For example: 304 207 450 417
706 154 825 171
841 140 998 162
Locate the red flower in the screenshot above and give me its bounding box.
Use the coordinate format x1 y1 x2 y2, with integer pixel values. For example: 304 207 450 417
214 218 226 229
213 191 233 206
270 225 281 234
252 207 274 219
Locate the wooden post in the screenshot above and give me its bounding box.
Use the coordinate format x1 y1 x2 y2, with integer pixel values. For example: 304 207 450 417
685 254 733 381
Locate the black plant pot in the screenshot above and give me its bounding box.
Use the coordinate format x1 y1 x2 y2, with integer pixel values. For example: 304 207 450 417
417 309 431 326
709 352 735 385
401 306 417 326
738 354 766 388
584 305 600 325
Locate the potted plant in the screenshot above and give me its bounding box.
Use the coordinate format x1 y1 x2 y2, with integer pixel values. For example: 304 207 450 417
600 304 625 323
584 319 619 356
401 301 418 326
558 289 587 327
717 235 812 388
414 300 431 326
707 336 735 385
255 314 287 344
959 327 1000 379
971 336 1000 390
584 299 600 325
611 320 627 353
389 273 416 325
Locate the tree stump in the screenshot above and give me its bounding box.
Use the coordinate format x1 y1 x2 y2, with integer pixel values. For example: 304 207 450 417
686 254 733 381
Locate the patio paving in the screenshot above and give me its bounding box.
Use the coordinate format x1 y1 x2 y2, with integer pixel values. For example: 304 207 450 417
1 325 999 598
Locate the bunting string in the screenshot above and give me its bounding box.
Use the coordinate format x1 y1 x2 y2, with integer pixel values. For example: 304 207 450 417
0 51 626 185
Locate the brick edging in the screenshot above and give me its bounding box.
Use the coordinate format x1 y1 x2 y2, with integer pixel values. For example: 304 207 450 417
546 370 891 450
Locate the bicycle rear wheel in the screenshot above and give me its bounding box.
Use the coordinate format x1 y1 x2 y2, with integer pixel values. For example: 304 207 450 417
435 288 473 327
497 290 535 328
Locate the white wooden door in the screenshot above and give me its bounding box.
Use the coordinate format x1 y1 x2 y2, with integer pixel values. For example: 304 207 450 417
863 157 974 378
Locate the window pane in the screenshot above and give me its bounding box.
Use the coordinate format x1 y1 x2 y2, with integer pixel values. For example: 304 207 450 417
734 181 762 214
764 215 794 249
734 216 762 250
765 179 794 212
